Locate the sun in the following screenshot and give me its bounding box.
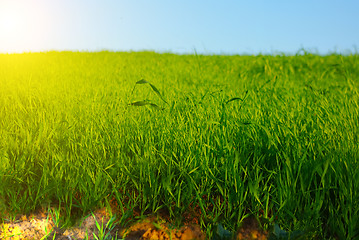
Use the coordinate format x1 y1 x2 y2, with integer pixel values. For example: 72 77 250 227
0 1 50 53
0 2 26 52
0 7 23 37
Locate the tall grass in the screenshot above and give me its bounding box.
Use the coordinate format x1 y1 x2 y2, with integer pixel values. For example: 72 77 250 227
0 51 358 239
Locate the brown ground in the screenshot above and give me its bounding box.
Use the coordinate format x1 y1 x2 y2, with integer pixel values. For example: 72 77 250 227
0 206 268 240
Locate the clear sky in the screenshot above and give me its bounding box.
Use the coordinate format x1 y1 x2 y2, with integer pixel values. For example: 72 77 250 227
0 0 358 55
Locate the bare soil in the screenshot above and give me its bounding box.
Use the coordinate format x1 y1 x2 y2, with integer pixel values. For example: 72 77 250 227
0 206 268 240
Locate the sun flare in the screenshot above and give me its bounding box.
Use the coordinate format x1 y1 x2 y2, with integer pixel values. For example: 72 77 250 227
0 8 22 36
0 1 51 53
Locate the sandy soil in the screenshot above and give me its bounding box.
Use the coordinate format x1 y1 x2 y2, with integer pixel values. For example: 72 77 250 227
0 206 268 240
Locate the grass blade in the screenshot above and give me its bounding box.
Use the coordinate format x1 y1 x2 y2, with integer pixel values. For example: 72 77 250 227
149 83 167 104
136 79 149 84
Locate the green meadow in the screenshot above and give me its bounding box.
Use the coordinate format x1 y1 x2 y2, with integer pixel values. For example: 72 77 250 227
0 51 358 239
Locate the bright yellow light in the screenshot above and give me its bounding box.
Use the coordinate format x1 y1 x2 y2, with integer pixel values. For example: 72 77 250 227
0 1 51 53
0 8 22 36
0 2 25 52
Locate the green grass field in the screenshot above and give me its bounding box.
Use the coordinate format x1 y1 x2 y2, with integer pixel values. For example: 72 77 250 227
0 51 358 239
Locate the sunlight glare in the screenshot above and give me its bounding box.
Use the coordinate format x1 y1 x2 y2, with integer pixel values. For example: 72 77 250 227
0 1 51 53
0 8 22 36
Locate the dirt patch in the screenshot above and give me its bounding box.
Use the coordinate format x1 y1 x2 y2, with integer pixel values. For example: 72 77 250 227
235 217 268 240
0 207 268 239
0 208 54 240
120 216 205 240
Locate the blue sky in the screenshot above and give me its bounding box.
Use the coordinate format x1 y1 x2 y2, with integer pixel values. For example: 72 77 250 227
0 0 358 54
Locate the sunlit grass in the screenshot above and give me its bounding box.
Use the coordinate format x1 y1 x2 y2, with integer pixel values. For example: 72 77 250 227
0 51 358 239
